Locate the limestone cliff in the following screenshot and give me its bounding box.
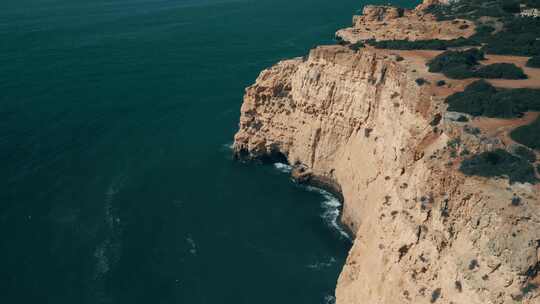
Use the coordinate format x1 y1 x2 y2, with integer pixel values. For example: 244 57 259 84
335 2 475 44
233 2 540 303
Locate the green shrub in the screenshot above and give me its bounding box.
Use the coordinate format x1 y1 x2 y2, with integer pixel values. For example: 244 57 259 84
526 56 540 68
493 88 540 115
426 0 510 20
475 63 527 79
511 195 521 206
510 117 540 151
464 125 481 135
406 25 493 50
428 49 484 75
425 0 540 20
427 49 527 79
431 288 442 303
524 0 540 8
482 17 540 56
367 38 471 50
377 2 540 57
457 115 469 122
514 145 537 162
446 80 540 118
501 0 521 13
447 137 462 149
460 149 538 184
416 78 429 86
446 80 499 116
348 42 364 51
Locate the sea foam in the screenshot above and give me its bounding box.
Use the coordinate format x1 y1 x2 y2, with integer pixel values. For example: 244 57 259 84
305 186 351 240
273 162 292 173
271 164 350 240
323 295 336 304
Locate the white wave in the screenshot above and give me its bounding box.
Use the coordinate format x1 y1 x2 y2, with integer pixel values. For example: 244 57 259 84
93 242 110 277
307 257 337 270
305 186 351 240
323 295 336 304
186 235 197 256
221 142 234 151
104 175 125 229
94 176 125 280
273 162 292 173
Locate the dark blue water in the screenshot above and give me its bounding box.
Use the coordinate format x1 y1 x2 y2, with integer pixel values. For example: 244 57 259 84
1 0 409 303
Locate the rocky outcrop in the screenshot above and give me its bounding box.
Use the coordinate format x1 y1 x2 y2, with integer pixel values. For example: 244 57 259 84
521 8 540 18
336 2 475 43
233 1 540 303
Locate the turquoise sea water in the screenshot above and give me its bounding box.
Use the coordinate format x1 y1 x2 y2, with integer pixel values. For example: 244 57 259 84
1 0 412 303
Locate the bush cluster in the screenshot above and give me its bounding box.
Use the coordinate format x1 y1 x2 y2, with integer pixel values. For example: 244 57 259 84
348 42 364 51
460 149 538 184
367 38 471 50
446 80 540 118
483 17 540 56
374 2 540 57
428 49 483 78
475 63 527 79
427 49 527 79
524 0 540 8
426 0 540 20
429 49 484 69
526 56 540 68
426 0 511 20
514 145 537 162
416 78 428 86
436 80 447 86
366 25 495 50
501 0 521 13
510 117 540 151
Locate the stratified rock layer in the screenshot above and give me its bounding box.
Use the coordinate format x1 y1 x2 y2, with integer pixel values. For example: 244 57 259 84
233 2 540 303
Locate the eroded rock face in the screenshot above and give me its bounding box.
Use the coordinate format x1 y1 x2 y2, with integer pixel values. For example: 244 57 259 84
361 5 405 22
335 0 474 43
233 45 540 303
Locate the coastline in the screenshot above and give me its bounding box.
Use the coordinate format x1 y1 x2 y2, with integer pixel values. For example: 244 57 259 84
234 0 540 304
233 1 540 302
238 151 354 240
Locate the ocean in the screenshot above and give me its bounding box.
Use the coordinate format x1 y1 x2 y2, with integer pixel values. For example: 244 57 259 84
0 0 409 303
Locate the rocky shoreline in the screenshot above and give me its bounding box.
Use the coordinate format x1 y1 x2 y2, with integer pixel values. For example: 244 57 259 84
233 1 540 303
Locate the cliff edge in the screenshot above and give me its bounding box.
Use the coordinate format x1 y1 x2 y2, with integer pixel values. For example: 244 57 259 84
233 1 540 303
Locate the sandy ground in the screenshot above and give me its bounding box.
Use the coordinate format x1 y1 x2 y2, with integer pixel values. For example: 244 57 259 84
374 47 540 91
371 47 540 175
482 55 540 89
472 111 540 146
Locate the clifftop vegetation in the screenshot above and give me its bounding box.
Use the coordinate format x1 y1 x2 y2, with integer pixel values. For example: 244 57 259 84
445 80 540 118
370 1 540 57
427 49 527 79
460 149 538 184
426 0 540 21
348 1 540 182
429 0 540 56
511 117 540 150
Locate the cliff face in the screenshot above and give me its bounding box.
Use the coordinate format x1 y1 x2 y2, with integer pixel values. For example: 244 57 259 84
335 3 475 44
233 3 540 304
